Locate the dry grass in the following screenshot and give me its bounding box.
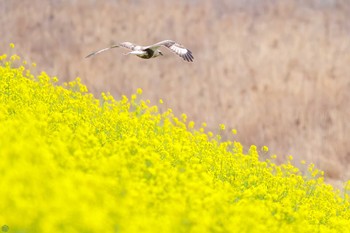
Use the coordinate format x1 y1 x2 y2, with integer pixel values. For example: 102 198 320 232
1 0 349 187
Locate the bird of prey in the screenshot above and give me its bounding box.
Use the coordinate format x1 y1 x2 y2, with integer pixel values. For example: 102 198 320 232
85 40 194 62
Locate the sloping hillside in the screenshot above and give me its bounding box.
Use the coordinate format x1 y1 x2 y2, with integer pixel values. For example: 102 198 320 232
0 47 349 233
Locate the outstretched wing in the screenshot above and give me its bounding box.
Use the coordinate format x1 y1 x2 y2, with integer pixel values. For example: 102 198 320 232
85 42 137 58
85 45 119 58
118 42 137 50
146 40 194 62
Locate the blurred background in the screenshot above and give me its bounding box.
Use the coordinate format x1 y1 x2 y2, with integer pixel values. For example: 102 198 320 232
1 0 349 187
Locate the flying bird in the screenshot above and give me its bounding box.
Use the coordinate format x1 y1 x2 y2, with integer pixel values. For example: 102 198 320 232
85 40 194 62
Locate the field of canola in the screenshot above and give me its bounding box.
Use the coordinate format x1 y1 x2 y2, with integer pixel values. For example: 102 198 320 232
0 45 350 233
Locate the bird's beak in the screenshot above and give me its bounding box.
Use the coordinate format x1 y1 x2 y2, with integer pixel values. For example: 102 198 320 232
159 51 164 56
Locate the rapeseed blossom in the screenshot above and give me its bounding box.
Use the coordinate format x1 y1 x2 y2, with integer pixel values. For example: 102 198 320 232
262 145 269 152
0 48 350 233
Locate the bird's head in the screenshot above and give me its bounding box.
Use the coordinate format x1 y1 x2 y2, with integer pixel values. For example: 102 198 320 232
154 50 163 57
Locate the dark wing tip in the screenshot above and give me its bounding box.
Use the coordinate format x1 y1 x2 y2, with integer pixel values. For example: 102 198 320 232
84 45 120 59
182 49 194 62
85 53 95 58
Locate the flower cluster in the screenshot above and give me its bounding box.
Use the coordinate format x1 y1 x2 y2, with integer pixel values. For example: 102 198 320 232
0 46 349 233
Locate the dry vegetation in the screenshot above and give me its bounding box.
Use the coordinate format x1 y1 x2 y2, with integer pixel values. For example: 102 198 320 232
1 0 349 186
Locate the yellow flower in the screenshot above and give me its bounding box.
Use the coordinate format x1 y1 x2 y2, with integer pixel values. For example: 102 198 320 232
131 94 137 101
181 113 187 122
261 146 269 152
52 77 59 83
9 43 15 48
10 54 20 61
219 124 225 130
0 54 7 61
0 52 349 233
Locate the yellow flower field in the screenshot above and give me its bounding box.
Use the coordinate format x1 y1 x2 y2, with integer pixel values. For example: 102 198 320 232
0 46 350 232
